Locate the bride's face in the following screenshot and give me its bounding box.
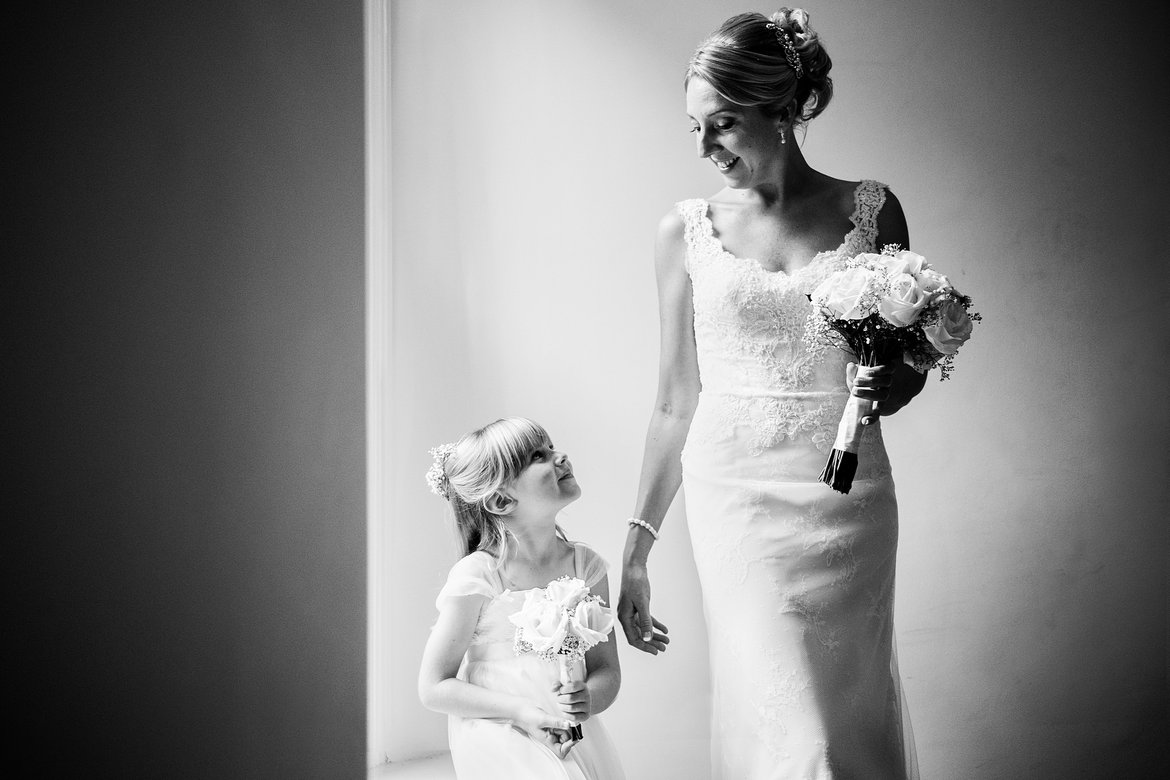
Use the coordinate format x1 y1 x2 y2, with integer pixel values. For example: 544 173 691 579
686 77 784 189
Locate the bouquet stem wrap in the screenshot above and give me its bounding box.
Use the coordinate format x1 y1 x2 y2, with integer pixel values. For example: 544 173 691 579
820 385 876 493
558 657 585 741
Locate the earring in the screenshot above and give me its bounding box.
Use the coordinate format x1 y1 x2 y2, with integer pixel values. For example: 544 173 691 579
780 128 787 144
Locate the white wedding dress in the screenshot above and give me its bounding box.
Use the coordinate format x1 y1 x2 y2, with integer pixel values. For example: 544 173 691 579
679 180 919 779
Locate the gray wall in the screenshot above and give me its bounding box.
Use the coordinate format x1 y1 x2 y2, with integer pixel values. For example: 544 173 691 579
12 2 366 777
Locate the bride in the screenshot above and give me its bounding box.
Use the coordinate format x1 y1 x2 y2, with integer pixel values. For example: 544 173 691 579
617 8 925 778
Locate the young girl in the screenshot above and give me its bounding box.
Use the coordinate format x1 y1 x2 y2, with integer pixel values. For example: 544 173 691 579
418 417 626 780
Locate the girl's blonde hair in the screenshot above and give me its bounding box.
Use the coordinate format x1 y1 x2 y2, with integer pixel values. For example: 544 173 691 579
436 417 566 559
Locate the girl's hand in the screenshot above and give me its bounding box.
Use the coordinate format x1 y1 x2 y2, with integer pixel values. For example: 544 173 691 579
555 681 592 724
545 726 578 759
618 562 670 655
514 704 577 758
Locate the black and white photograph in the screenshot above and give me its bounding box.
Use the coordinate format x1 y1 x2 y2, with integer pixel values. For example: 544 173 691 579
13 1 1167 778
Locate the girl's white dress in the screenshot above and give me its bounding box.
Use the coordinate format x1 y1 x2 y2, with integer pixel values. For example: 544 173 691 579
679 180 919 779
436 542 626 780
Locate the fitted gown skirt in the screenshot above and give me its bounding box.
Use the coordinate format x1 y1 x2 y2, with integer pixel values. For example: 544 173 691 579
681 391 915 780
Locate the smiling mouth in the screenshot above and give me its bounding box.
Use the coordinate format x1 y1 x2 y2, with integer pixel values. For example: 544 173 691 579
713 156 739 171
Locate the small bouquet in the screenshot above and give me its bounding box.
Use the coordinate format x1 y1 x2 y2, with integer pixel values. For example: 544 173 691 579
509 576 616 742
806 246 980 493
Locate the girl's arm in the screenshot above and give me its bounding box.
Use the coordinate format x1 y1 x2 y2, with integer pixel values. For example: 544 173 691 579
418 593 573 736
618 209 700 655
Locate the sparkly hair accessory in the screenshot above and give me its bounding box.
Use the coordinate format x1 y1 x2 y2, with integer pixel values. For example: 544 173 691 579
766 10 805 80
426 443 456 499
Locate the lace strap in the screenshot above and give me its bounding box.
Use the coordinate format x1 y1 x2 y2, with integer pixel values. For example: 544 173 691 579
848 180 888 253
676 199 710 273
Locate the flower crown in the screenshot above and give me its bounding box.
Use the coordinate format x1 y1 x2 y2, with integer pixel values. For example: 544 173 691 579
425 443 456 499
766 8 807 80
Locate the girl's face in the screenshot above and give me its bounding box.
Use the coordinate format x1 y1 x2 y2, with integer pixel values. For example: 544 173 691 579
505 439 580 517
686 77 784 189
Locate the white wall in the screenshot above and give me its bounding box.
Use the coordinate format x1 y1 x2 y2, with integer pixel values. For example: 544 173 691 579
382 1 1167 777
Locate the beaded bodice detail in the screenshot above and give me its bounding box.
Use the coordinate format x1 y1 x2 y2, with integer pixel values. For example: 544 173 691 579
680 180 889 459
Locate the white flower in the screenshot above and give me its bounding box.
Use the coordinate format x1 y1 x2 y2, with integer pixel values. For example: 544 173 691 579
916 267 952 298
811 265 883 320
922 298 973 354
570 597 616 647
509 589 569 653
544 577 590 612
878 249 928 277
879 272 930 327
788 8 809 35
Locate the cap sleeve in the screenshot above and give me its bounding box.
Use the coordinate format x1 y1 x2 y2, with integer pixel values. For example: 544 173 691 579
435 551 500 611
575 542 609 590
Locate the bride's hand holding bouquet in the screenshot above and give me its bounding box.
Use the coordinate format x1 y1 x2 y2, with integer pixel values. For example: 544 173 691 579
806 247 980 493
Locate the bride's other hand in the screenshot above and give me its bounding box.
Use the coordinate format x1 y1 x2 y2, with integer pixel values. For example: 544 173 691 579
618 562 670 655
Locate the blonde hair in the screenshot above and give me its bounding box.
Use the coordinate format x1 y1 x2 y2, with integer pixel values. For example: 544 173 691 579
439 417 567 560
685 9 833 125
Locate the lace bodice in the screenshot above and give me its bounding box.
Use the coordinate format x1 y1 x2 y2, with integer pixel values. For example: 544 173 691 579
681 180 887 393
680 180 891 462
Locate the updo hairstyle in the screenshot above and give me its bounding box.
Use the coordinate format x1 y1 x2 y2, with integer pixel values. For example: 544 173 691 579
686 8 833 126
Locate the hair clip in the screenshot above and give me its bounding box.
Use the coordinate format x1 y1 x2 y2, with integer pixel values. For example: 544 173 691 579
426 443 456 499
766 16 804 79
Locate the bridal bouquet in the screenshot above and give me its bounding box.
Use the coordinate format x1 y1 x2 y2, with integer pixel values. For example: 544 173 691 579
806 247 980 493
509 576 616 741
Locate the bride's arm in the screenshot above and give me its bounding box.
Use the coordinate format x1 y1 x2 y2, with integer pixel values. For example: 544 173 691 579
618 210 699 655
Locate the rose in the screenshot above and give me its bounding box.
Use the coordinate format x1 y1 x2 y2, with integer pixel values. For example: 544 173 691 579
922 298 973 355
878 249 928 277
570 597 616 646
509 590 569 653
810 264 883 320
878 272 930 327
544 577 590 612
787 7 809 35
916 267 952 299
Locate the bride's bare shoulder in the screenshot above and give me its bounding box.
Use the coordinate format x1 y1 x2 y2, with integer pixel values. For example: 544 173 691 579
875 189 910 249
657 206 687 241
819 175 863 211
653 206 690 270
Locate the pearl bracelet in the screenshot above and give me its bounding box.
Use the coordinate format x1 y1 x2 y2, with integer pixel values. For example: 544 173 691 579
627 517 660 540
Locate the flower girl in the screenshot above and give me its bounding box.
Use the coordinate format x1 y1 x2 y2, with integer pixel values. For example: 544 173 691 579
418 417 627 780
